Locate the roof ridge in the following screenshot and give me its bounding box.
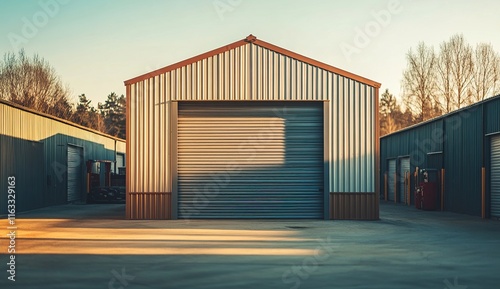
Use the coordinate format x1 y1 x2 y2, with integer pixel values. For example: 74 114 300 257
124 34 381 88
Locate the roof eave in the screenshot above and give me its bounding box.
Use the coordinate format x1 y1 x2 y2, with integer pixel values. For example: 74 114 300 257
0 99 125 142
124 38 249 85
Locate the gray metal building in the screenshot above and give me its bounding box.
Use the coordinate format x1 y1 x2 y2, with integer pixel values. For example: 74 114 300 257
0 99 126 214
124 35 381 220
380 94 500 219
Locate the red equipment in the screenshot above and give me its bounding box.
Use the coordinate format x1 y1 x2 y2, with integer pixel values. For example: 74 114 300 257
415 169 438 211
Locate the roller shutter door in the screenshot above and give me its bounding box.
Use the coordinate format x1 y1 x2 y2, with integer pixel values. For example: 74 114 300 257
399 158 410 203
177 102 324 219
491 136 500 218
387 159 396 202
67 145 83 202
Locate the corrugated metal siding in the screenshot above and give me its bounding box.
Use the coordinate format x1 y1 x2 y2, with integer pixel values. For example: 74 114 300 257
128 193 171 219
126 42 377 219
330 78 375 193
427 153 443 169
486 97 500 135
330 193 378 219
0 102 126 213
127 43 375 190
128 81 171 195
0 136 44 214
380 119 445 202
490 136 500 218
443 107 483 215
177 102 324 219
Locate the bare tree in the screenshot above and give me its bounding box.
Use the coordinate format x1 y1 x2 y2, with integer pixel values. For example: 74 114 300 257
403 35 500 125
435 41 454 113
402 42 438 122
471 43 500 102
445 35 474 108
0 50 72 119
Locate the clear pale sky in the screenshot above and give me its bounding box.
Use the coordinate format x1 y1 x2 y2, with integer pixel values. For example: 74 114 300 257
1 0 499 106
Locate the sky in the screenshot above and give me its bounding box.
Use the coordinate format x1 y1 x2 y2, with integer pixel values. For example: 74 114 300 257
1 0 500 106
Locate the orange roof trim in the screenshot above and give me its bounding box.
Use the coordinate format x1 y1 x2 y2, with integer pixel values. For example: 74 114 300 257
124 34 381 88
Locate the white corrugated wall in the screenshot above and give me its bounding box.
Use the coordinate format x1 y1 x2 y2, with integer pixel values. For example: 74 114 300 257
127 42 375 196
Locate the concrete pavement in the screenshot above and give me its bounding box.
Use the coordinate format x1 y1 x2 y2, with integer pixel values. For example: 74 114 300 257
1 202 499 289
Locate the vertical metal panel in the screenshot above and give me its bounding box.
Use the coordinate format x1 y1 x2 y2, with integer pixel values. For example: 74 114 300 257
177 102 324 219
0 135 44 214
163 43 368 102
443 107 483 215
128 193 171 219
330 193 377 220
387 159 396 201
486 97 500 134
427 153 443 169
329 76 374 193
490 135 500 218
399 158 410 203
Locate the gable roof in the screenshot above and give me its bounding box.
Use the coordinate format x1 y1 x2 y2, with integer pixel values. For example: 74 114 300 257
124 35 381 88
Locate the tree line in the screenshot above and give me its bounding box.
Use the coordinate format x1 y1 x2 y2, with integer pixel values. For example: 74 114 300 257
2 38 498 140
0 50 125 139
381 34 500 136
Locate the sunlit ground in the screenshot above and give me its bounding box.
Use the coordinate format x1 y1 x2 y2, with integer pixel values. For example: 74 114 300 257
1 204 500 288
1 219 319 255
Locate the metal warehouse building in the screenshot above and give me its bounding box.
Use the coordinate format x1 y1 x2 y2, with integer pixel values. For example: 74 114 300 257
0 99 126 214
125 35 381 220
380 95 500 219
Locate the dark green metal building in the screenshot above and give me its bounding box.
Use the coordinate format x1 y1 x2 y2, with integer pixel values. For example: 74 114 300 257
380 95 500 219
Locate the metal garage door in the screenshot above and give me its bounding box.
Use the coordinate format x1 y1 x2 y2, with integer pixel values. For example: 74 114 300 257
116 153 124 173
387 159 396 201
177 102 324 219
491 136 500 218
67 145 83 202
399 158 410 203
116 154 124 167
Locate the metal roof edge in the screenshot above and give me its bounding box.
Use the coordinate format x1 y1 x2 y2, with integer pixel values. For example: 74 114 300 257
252 38 381 88
0 98 125 142
380 94 500 139
124 34 381 88
124 37 250 85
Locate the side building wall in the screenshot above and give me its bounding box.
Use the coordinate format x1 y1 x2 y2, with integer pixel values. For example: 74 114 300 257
380 95 500 217
0 100 126 214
